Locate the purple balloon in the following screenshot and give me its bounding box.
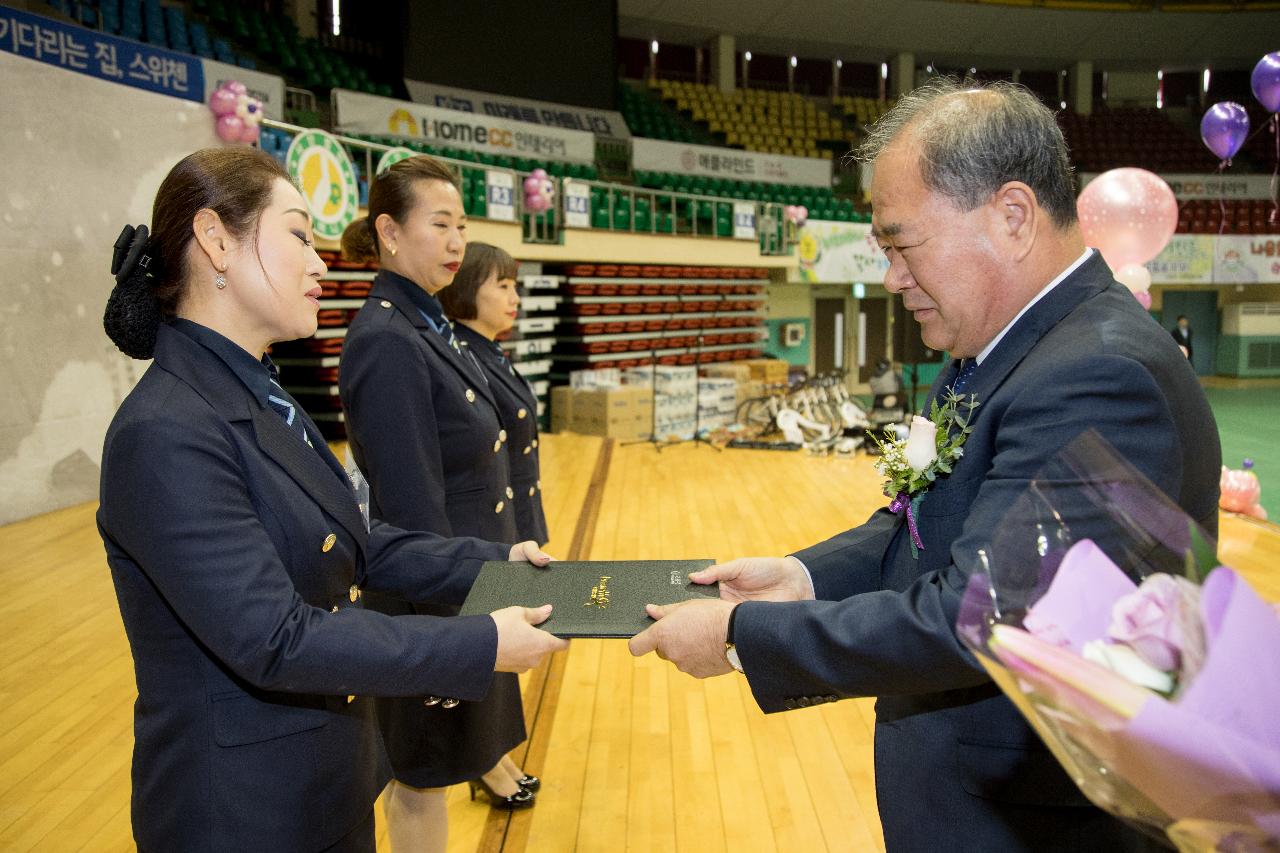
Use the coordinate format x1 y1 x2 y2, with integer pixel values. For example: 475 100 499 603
1253 52 1280 113
1200 102 1250 161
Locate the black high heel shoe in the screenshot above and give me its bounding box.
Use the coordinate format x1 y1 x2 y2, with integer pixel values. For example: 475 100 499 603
468 778 535 810
516 774 540 792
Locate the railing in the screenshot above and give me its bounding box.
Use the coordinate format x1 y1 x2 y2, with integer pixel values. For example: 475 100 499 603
260 118 794 255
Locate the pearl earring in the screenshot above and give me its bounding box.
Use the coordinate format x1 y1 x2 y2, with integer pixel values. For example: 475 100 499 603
215 270 227 289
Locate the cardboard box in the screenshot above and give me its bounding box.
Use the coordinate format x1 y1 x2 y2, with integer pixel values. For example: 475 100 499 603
743 358 789 384
550 385 574 433
701 363 751 383
568 386 654 440
569 367 621 390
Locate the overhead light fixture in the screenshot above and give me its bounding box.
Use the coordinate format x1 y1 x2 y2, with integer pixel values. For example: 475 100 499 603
790 56 798 68
836 59 843 69
880 62 888 79
651 40 659 55
331 0 340 36
744 51 752 62
1202 68 1211 94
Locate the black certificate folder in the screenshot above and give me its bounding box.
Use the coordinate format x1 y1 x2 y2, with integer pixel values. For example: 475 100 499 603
458 560 718 638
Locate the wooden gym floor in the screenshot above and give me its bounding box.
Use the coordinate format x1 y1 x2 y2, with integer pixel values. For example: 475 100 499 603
0 434 1276 852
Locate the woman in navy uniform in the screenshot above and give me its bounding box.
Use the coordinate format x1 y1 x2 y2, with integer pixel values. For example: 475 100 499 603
339 157 538 852
97 147 565 853
441 243 549 547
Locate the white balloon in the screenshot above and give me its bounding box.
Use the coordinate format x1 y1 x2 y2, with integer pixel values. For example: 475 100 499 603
1114 263 1152 294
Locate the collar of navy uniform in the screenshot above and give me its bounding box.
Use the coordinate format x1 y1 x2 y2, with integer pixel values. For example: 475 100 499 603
974 247 1093 366
168 317 275 409
380 268 452 336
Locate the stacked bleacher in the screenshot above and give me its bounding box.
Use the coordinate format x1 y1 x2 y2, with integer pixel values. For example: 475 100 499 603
1178 199 1280 234
619 84 718 144
1058 108 1217 173
649 80 852 159
834 95 894 133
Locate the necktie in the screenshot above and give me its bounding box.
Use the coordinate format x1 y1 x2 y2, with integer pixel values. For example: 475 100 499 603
952 359 978 395
417 303 463 356
268 377 314 447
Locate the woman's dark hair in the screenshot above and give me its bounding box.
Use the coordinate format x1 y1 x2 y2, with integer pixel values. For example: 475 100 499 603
104 147 290 358
439 242 518 321
341 155 460 264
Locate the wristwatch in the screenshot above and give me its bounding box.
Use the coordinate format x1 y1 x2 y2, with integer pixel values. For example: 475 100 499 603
724 604 744 673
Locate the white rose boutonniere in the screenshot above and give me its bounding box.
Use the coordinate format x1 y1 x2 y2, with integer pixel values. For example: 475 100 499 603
873 388 980 557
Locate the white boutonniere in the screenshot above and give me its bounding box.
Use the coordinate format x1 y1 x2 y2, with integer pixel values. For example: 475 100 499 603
872 389 980 557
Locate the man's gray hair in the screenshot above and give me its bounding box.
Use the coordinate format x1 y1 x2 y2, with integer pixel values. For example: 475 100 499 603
856 78 1078 228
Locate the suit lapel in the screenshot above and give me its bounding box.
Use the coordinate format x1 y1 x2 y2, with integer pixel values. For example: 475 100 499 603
251 406 369 547
370 278 500 412
456 326 537 411
153 324 369 548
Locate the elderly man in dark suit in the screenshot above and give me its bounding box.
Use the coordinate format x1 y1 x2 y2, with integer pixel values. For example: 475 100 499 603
630 79 1219 852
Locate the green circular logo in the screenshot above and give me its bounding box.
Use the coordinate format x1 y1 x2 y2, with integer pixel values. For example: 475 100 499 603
286 129 359 241
377 147 417 174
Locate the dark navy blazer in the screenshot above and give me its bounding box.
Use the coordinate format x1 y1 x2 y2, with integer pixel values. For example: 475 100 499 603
735 253 1219 852
98 321 507 852
455 323 550 546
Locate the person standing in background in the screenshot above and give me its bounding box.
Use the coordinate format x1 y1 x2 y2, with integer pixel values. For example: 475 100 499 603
441 242 550 549
340 158 537 853
1171 314 1193 360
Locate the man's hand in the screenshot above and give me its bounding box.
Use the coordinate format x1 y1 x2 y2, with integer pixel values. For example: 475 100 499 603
509 541 553 566
627 599 737 678
689 556 815 603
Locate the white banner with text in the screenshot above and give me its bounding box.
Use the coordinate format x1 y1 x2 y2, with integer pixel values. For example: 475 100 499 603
333 88 596 164
632 137 832 188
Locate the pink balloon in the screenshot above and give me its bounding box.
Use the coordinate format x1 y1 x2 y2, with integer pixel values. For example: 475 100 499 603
238 121 261 144
523 176 541 194
531 168 548 181
216 114 245 143
525 193 549 213
1077 168 1178 269
1220 466 1265 519
209 88 239 116
224 81 247 96
1133 290 1152 310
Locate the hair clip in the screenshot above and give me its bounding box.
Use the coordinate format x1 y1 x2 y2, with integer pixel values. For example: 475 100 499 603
111 224 153 285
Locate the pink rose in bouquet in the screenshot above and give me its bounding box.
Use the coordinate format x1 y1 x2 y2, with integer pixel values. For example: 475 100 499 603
1108 573 1205 684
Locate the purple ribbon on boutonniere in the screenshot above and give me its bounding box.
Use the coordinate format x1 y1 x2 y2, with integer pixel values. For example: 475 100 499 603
889 491 926 557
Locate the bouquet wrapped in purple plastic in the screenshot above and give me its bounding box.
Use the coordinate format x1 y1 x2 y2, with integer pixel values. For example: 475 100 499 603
956 431 1280 851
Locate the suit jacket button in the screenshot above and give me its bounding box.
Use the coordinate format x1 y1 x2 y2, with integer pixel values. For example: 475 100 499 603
423 696 441 707
536 479 541 489
826 694 838 703
380 300 392 308
797 697 811 708
498 429 508 442
505 486 514 499
322 533 337 552
523 445 532 455
517 408 528 419
330 605 339 613
348 585 360 603
441 698 460 708
495 500 505 513
346 695 356 704
783 698 796 711
493 440 502 453
528 486 536 497
532 439 538 448
465 389 476 403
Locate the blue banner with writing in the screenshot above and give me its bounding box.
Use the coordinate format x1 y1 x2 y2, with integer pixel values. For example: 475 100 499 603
0 6 203 102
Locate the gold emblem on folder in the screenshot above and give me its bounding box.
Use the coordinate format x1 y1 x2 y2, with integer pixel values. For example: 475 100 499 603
584 576 613 609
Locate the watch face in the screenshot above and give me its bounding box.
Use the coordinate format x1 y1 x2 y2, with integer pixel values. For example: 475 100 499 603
726 646 744 673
